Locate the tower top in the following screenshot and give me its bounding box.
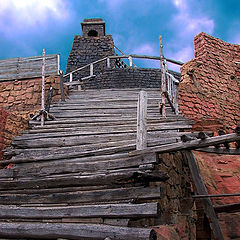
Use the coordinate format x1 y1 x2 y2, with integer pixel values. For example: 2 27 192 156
81 18 106 38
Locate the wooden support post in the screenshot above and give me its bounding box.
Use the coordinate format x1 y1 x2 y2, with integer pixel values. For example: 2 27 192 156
107 58 110 68
41 48 45 127
159 36 166 117
90 63 94 76
128 56 133 67
173 83 179 115
59 71 65 102
136 91 147 150
182 150 224 240
70 73 73 82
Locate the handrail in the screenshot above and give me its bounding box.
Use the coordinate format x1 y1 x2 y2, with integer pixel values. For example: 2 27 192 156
63 54 184 78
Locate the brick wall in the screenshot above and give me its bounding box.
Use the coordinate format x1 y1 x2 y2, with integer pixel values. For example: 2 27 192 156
179 32 240 133
152 152 196 240
0 75 67 161
179 33 240 239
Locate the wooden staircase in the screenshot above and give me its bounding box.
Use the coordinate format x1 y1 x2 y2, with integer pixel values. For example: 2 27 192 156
0 88 193 239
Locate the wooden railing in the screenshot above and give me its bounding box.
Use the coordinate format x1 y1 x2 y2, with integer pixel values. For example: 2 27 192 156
63 53 183 115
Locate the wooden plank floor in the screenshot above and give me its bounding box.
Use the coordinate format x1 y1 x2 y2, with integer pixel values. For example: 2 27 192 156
0 88 192 239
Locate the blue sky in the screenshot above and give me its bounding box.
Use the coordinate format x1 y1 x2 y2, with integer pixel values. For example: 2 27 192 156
0 0 240 72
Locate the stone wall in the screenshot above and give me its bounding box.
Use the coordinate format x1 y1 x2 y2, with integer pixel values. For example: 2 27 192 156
179 32 240 133
179 33 240 239
0 75 67 161
81 68 180 89
0 75 66 120
0 109 28 163
65 35 114 80
151 152 196 240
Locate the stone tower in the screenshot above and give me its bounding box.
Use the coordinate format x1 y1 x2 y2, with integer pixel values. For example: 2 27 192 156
65 18 115 78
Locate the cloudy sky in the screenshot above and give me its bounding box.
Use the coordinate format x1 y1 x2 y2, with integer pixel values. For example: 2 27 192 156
0 0 239 72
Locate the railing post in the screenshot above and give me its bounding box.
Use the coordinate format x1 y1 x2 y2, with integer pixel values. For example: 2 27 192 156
173 83 179 115
159 36 166 117
107 58 111 68
128 56 133 67
59 71 65 102
41 48 45 127
90 63 94 76
70 73 73 82
136 90 147 150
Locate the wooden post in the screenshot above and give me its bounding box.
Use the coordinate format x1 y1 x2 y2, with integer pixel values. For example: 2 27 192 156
159 36 166 117
59 71 65 102
90 63 94 76
70 73 73 82
41 49 45 127
128 56 133 67
182 150 224 240
136 91 147 150
107 58 110 68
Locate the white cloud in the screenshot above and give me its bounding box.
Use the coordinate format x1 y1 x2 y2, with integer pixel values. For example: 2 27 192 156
0 0 69 35
132 43 156 55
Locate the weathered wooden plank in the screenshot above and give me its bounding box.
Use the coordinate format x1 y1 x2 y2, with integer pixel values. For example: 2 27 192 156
0 186 162 204
15 123 192 141
0 202 158 219
182 150 224 240
0 154 157 178
196 147 240 155
0 169 168 190
0 222 152 240
137 91 148 150
0 54 59 81
129 133 240 156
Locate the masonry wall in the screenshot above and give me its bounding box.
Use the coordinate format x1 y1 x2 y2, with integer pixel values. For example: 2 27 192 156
81 68 180 89
65 35 114 80
179 32 240 133
179 33 240 239
151 152 196 240
0 75 67 161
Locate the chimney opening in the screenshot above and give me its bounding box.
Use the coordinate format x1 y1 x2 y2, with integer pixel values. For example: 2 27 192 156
88 30 98 37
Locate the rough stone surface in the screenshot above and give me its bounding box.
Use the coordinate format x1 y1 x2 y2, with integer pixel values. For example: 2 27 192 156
0 75 67 161
65 35 115 80
152 152 196 240
179 32 240 239
179 32 240 133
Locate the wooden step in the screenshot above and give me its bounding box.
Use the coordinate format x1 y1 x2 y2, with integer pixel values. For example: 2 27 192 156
0 222 152 240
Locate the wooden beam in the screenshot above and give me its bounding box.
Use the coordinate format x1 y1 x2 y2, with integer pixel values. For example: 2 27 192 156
0 203 158 219
192 193 240 198
182 150 224 240
136 91 147 150
214 203 240 213
129 133 240 156
59 72 65 102
196 147 240 155
0 222 152 240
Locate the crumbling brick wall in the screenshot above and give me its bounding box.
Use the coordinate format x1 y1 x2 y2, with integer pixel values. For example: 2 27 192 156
0 109 28 162
151 152 196 240
179 32 240 133
0 75 67 161
0 75 66 120
179 33 240 239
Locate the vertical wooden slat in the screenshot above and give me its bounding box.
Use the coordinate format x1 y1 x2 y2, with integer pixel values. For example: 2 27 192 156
136 91 148 150
41 49 45 127
159 36 166 117
59 71 65 102
90 63 94 76
70 73 73 82
128 56 133 67
182 150 224 240
107 58 110 68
